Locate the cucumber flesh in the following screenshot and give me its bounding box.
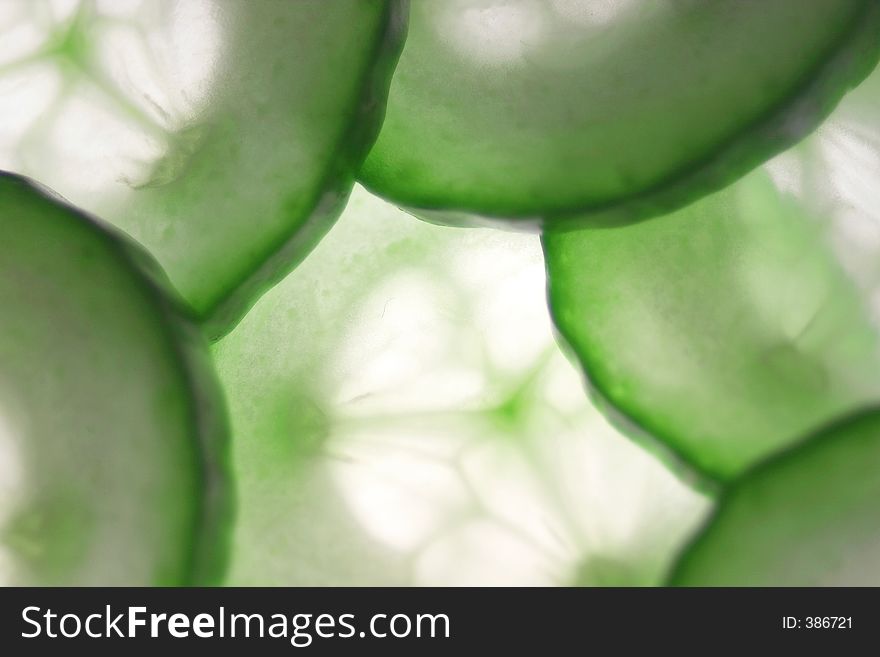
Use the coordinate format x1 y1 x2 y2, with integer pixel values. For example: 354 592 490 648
543 61 880 481
215 186 709 586
0 0 406 338
671 408 880 586
362 0 880 227
0 171 230 585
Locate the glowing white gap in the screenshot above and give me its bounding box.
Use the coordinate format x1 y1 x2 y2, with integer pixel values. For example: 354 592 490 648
328 200 709 585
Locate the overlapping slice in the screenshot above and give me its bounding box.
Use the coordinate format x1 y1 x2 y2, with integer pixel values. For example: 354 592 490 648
361 0 880 227
0 172 230 585
670 407 880 586
544 62 880 482
214 186 708 586
0 0 406 337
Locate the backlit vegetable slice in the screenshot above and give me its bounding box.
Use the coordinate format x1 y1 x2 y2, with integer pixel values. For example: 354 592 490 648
0 172 230 585
670 407 880 586
0 0 406 338
360 0 880 226
215 186 708 586
543 63 880 482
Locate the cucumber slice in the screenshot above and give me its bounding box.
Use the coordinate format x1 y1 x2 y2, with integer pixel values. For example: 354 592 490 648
361 0 880 226
0 172 231 585
215 186 708 586
0 0 406 338
543 63 880 482
670 407 880 586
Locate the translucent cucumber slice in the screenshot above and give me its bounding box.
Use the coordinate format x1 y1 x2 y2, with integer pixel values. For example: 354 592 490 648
670 408 880 586
0 172 231 585
0 0 406 338
360 0 880 226
215 186 709 586
543 63 880 482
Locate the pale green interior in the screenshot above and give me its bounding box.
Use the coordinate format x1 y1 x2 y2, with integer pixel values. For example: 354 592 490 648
0 0 402 332
363 0 874 221
214 186 709 586
0 174 224 585
545 62 880 481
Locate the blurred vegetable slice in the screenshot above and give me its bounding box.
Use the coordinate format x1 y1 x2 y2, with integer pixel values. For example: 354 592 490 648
0 172 230 585
0 0 407 338
670 407 880 586
360 0 880 227
214 187 709 586
543 62 880 482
